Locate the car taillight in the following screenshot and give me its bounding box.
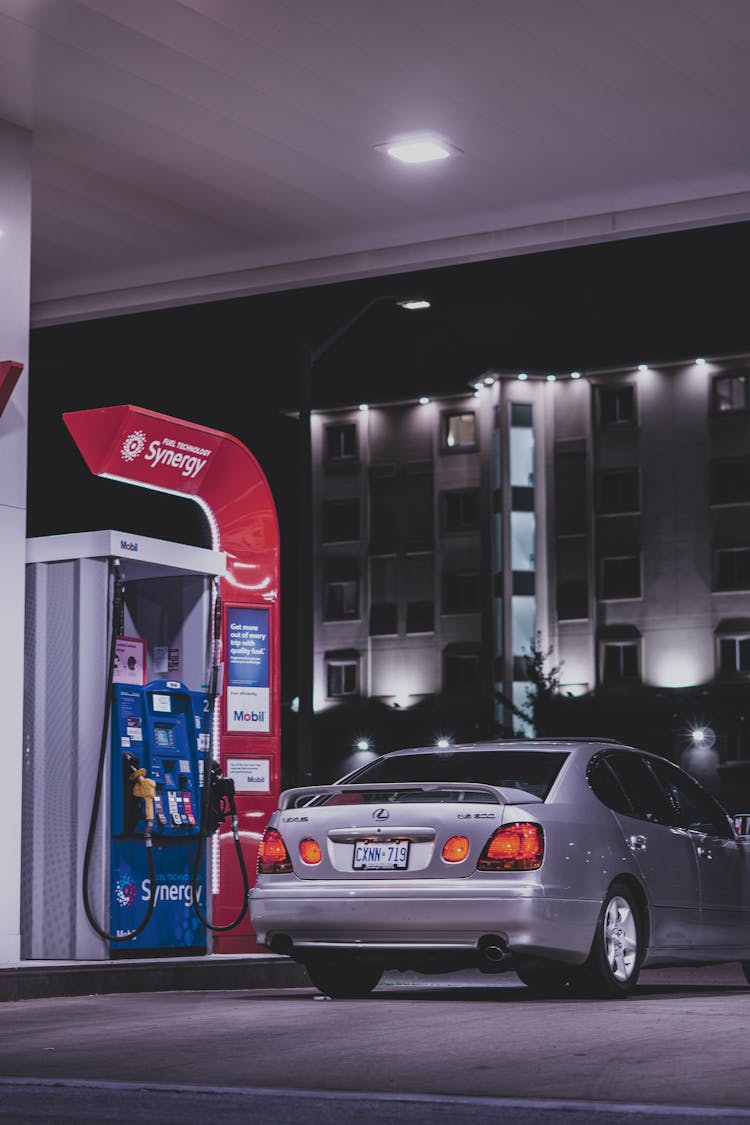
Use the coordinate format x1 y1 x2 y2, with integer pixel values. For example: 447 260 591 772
257 827 293 874
442 835 470 862
477 822 544 871
299 837 323 864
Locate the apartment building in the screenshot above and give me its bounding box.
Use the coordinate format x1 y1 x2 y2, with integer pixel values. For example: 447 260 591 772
309 354 750 790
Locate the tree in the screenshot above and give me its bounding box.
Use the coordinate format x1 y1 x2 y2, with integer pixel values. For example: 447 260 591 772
496 633 563 737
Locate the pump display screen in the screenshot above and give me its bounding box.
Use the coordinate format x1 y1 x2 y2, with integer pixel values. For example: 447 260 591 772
154 725 175 749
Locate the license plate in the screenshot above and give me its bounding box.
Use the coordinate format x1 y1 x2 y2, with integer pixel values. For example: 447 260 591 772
353 840 409 870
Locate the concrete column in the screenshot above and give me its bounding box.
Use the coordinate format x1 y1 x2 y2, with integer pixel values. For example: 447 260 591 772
0 119 31 964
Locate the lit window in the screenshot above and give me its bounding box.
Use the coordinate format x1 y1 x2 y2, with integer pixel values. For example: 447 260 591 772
712 371 749 414
442 411 477 450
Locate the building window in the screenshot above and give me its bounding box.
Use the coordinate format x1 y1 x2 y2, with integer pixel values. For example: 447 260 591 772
322 499 359 542
326 657 359 698
597 385 636 427
443 570 480 614
712 371 749 414
325 423 358 464
598 468 640 514
719 635 750 675
602 642 640 683
715 546 750 591
369 555 397 636
406 601 434 633
555 451 588 535
557 579 589 620
441 488 479 532
443 648 481 695
442 411 476 451
323 559 359 620
710 457 750 505
600 555 641 599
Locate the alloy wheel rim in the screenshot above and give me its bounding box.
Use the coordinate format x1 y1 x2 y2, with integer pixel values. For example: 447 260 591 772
603 894 637 982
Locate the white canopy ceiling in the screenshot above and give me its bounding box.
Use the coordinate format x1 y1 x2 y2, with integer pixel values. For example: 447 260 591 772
3 0 750 328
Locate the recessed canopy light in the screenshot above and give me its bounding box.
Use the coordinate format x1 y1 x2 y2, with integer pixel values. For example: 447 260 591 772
638 363 649 372
381 137 460 164
570 371 582 379
398 298 431 310
358 403 369 412
484 375 495 386
419 396 430 405
546 374 556 382
517 372 528 381
695 357 706 365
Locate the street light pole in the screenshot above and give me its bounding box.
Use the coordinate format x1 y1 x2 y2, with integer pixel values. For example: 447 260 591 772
295 294 426 785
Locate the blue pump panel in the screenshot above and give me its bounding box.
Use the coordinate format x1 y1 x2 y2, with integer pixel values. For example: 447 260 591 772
110 680 208 955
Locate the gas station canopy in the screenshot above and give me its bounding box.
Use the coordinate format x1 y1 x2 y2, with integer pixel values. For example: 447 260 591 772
2 1 750 329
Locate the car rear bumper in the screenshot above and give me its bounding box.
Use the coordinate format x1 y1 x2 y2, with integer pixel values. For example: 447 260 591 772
248 878 599 965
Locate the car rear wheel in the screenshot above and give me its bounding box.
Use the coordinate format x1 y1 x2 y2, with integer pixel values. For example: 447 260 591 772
516 962 581 997
581 881 643 998
304 958 383 999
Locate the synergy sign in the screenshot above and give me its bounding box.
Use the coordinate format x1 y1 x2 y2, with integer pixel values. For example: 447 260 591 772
226 606 271 733
119 427 214 482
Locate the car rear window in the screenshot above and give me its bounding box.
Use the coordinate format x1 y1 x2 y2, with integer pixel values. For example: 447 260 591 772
344 750 568 800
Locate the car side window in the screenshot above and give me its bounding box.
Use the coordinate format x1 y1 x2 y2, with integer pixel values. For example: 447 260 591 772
588 757 634 815
648 758 733 838
604 752 676 826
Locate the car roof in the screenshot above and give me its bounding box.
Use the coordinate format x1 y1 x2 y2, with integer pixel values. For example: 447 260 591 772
381 738 639 757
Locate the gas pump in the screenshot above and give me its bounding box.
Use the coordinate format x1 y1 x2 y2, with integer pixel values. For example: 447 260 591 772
21 529 249 961
107 679 208 955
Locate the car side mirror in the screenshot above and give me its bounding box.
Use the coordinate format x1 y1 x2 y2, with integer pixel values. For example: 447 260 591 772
734 813 750 837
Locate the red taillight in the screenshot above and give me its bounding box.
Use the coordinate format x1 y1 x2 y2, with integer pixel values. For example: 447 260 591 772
258 828 293 874
477 822 544 871
299 837 323 864
442 835 470 862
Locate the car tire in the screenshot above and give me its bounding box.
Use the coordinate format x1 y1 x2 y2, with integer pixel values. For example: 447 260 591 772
516 962 581 998
304 958 383 999
580 881 643 999
741 962 750 986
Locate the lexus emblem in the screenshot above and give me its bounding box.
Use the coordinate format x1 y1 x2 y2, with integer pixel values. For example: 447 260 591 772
372 808 390 820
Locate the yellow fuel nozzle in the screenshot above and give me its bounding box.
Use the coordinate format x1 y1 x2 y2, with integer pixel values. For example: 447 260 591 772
130 766 156 822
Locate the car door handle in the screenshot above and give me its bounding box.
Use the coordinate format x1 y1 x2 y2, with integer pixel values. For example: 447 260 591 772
628 834 647 851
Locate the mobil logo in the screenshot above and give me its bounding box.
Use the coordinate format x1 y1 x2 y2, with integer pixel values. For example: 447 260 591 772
233 709 265 724
120 539 138 553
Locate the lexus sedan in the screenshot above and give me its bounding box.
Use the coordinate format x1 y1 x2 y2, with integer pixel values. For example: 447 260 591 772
248 739 750 999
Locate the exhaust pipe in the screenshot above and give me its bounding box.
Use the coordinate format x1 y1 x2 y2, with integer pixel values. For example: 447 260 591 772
478 934 509 968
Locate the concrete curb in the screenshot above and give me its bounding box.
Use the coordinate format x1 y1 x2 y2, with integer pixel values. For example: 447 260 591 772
0 955 312 1002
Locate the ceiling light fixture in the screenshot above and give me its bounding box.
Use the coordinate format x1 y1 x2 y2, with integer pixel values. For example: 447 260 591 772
379 137 460 164
398 298 431 310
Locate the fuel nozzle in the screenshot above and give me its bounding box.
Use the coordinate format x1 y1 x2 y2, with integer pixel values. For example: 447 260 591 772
130 765 157 839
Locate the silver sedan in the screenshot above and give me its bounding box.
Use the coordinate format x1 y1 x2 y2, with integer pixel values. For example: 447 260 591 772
248 739 750 999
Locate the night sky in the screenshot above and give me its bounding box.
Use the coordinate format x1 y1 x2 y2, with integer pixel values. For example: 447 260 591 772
27 219 750 699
